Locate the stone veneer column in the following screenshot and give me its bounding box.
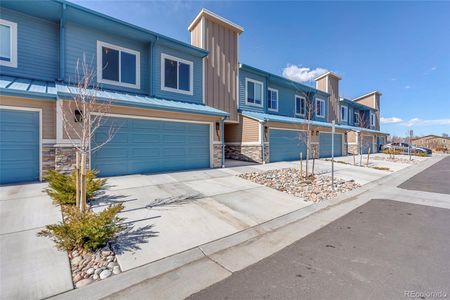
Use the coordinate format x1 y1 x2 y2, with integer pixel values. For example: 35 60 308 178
225 144 265 163
54 146 78 174
42 144 56 177
213 144 223 168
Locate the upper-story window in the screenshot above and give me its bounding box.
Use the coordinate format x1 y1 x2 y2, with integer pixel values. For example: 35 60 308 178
245 78 263 107
341 105 348 122
295 95 306 116
267 88 278 111
354 111 359 125
0 19 18 68
370 112 376 126
161 53 193 95
97 41 140 89
315 98 325 118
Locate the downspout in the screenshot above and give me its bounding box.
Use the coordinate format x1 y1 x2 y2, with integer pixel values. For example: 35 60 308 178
221 117 225 168
59 2 66 81
261 120 267 164
150 36 159 97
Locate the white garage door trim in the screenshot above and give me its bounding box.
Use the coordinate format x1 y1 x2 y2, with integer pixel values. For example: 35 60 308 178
0 105 43 181
90 112 214 168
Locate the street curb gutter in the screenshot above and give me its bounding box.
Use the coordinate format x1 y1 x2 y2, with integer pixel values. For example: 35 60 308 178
50 156 444 300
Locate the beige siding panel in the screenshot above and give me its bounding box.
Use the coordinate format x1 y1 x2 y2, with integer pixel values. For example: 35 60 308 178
354 95 373 108
316 78 327 92
61 102 222 141
203 18 238 122
328 77 339 123
224 116 259 143
0 96 56 139
191 25 202 48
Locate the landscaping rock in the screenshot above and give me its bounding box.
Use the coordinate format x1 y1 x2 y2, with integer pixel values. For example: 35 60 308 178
86 268 95 275
71 256 82 266
75 278 93 288
112 266 121 275
99 269 112 280
239 168 360 202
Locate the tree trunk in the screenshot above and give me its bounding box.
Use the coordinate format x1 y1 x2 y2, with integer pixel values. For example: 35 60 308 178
75 151 80 209
80 152 87 212
366 147 371 167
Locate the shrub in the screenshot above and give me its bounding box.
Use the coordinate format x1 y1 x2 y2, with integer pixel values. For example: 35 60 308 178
414 152 428 157
383 149 402 155
38 204 125 252
372 166 390 171
45 170 106 206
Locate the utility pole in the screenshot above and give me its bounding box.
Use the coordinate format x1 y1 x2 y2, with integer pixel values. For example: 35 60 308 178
331 120 335 191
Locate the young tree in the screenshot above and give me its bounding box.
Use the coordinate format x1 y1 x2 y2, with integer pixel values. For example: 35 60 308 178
61 57 118 211
355 112 372 166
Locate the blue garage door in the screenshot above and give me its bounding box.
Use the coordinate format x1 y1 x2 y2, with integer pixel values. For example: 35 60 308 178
269 129 307 162
91 117 211 177
362 136 374 154
319 133 343 158
0 109 40 184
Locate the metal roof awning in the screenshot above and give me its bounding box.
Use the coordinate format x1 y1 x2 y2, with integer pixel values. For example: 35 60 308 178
0 76 229 118
241 110 388 135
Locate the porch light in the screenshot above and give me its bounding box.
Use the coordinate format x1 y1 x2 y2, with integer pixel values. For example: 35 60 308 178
74 110 83 123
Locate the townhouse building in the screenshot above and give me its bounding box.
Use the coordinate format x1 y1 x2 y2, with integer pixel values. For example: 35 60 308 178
0 2 387 185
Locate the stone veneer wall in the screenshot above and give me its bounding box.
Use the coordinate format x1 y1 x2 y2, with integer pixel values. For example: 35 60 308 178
213 144 223 168
55 146 78 174
348 144 359 155
42 145 56 177
225 144 269 163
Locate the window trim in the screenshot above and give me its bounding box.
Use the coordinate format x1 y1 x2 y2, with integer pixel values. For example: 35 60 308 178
341 105 348 122
370 111 376 127
0 19 18 68
96 41 141 89
267 87 279 112
295 95 306 117
245 77 264 107
354 111 360 125
315 98 325 118
161 53 194 96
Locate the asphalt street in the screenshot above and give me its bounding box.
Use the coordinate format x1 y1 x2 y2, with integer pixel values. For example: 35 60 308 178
188 158 450 300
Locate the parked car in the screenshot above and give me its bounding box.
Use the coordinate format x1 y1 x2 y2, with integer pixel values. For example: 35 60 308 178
382 143 432 155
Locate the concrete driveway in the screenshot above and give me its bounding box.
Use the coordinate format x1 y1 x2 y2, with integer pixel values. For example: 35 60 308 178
0 183 73 300
93 167 312 271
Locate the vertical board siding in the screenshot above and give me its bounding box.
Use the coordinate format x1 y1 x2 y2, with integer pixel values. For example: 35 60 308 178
152 43 203 104
0 8 58 81
65 22 149 94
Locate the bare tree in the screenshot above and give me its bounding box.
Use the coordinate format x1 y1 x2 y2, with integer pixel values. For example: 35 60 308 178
61 57 118 211
355 112 372 166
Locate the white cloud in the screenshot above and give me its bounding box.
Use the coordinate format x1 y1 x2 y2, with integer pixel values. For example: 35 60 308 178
381 117 403 124
431 66 437 71
404 85 411 89
282 64 328 83
400 118 450 127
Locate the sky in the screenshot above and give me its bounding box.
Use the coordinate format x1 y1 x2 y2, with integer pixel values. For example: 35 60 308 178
72 0 450 137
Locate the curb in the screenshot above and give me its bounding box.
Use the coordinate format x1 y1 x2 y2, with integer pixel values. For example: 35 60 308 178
50 156 444 299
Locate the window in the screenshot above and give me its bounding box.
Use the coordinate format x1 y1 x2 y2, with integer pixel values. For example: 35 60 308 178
354 111 359 125
267 88 278 111
370 112 376 126
161 53 193 95
245 78 263 107
315 98 325 118
295 96 306 116
97 41 140 89
341 105 348 122
0 19 17 68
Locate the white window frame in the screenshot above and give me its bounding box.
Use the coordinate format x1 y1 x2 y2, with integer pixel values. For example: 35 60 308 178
0 19 18 68
267 88 278 112
295 95 306 117
96 41 141 89
370 112 376 127
341 105 348 122
161 53 194 95
315 98 325 118
245 77 264 107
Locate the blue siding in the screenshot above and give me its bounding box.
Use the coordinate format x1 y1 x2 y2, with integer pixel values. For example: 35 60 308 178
319 133 343 158
239 69 266 113
92 117 210 177
64 22 150 94
0 8 58 82
152 44 203 104
269 129 306 162
0 109 40 184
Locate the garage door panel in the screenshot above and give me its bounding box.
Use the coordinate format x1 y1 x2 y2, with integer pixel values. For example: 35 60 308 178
319 133 343 158
0 109 40 184
270 129 307 162
92 117 210 177
362 136 374 154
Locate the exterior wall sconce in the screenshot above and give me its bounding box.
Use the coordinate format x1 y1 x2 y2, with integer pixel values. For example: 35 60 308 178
74 110 83 122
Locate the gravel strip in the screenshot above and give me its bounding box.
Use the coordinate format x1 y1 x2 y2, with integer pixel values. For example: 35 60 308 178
239 168 360 202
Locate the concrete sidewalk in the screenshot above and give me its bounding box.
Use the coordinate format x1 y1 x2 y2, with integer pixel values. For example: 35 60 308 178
52 155 439 300
0 183 73 300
